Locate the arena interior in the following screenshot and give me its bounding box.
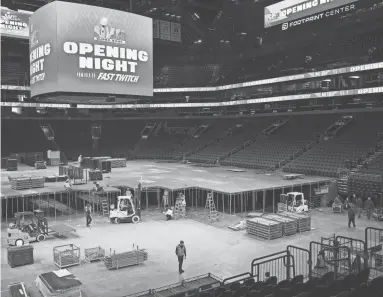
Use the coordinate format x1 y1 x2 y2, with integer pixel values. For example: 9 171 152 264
1 0 383 297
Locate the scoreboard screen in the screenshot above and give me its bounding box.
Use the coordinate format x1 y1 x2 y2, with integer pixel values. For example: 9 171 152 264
265 0 358 31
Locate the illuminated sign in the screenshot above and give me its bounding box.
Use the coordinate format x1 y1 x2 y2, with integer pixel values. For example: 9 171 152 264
1 87 382 109
29 1 153 98
264 0 358 30
2 62 382 95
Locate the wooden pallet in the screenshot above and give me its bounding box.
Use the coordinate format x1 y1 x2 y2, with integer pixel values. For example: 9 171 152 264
279 211 311 232
104 249 148 270
246 217 283 240
263 214 297 236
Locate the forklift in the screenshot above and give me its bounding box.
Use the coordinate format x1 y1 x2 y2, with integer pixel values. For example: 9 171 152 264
7 210 76 246
109 183 141 224
279 192 309 213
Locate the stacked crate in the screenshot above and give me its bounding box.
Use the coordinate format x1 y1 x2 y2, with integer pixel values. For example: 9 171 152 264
1 157 8 169
7 245 34 268
35 161 47 169
246 217 283 240
104 249 148 270
279 212 311 232
89 169 102 181
98 160 111 173
263 214 297 236
107 158 127 168
53 244 80 269
10 176 45 190
85 246 105 263
24 152 44 167
47 150 60 166
6 158 18 171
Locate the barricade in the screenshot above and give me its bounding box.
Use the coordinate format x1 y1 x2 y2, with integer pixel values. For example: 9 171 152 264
310 241 351 279
365 227 383 278
251 251 295 282
287 245 312 281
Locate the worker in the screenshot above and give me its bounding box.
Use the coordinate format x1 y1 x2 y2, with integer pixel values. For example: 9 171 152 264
355 196 363 218
348 203 356 228
85 204 92 228
78 154 83 165
315 250 326 268
163 191 169 209
164 206 173 221
64 179 72 191
344 197 350 210
264 272 271 282
365 197 375 220
175 240 187 273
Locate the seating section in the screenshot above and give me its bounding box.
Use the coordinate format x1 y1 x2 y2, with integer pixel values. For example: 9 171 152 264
195 270 382 297
157 64 220 88
284 113 383 177
187 118 275 164
171 120 235 159
48 121 93 161
132 121 199 159
1 120 52 157
221 115 337 170
360 150 382 175
99 120 146 158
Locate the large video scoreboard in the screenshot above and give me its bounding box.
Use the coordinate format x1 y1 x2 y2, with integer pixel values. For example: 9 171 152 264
265 0 358 31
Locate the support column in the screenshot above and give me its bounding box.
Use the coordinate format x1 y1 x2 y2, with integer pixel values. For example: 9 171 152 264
146 188 149 210
252 191 255 211
240 193 243 214
273 188 275 213
229 194 232 214
6 197 8 224
262 190 266 213
222 193 225 213
54 193 57 221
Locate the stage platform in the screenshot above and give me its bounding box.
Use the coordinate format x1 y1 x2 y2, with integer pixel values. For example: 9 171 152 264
1 161 331 194
1 160 332 222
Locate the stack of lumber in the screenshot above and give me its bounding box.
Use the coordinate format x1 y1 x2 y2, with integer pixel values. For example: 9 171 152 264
279 211 311 232
107 158 126 168
45 175 68 183
263 214 297 236
10 176 45 190
7 245 34 268
104 249 148 270
246 217 283 240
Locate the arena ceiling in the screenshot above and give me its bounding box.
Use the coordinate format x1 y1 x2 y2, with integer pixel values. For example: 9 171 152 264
6 0 273 53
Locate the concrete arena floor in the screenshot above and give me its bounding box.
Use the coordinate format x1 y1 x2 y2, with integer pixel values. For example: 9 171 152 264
1 208 382 297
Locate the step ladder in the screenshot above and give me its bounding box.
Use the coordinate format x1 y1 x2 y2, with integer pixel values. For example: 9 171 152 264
101 199 109 217
205 192 218 222
173 194 186 219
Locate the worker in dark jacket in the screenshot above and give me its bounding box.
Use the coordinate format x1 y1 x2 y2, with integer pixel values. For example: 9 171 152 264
348 204 356 228
85 204 92 228
175 240 186 273
365 197 375 220
355 197 364 218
